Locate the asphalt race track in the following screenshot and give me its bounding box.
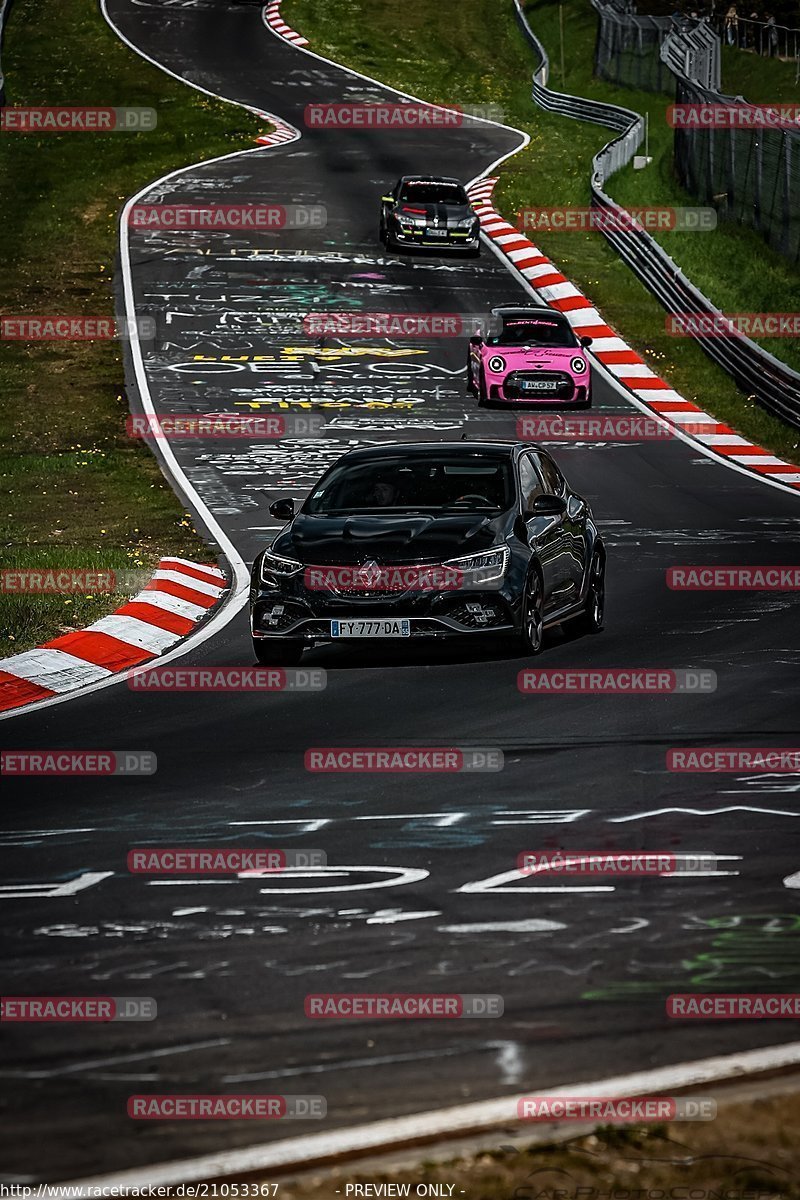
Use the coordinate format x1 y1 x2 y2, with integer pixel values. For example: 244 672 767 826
1 0 800 1182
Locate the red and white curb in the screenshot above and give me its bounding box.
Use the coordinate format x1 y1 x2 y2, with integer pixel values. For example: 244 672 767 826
255 114 300 147
0 558 227 714
264 0 308 46
468 178 800 492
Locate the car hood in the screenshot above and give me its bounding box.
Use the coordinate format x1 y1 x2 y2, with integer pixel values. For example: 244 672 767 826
485 346 584 368
275 511 507 564
395 201 475 225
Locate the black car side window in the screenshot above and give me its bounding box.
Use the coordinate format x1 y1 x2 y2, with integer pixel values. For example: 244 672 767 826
538 453 566 496
518 454 546 511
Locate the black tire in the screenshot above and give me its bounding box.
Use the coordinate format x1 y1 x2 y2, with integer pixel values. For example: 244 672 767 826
253 638 304 666
519 570 545 655
574 547 605 635
466 353 476 395
477 365 489 407
467 246 481 258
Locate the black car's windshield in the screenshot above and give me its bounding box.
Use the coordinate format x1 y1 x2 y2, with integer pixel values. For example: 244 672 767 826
398 182 468 206
305 455 513 514
487 317 578 348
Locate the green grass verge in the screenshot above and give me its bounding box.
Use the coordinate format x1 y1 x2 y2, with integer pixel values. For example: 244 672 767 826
720 43 799 104
0 0 266 653
283 0 800 465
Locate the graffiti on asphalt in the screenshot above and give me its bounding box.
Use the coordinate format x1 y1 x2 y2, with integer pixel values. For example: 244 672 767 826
582 913 800 999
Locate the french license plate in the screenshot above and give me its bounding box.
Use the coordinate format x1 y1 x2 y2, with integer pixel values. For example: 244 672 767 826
522 379 558 391
426 228 448 238
331 618 411 638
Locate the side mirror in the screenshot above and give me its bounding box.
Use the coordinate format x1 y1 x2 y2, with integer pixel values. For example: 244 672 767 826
580 335 593 347
469 335 483 346
527 494 567 517
381 194 394 204
269 497 295 521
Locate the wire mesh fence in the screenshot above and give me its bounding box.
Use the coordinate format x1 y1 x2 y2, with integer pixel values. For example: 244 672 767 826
671 74 800 262
591 0 676 91
591 0 800 263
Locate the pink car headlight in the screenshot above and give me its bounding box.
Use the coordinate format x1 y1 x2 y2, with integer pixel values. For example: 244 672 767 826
571 357 588 374
488 355 506 373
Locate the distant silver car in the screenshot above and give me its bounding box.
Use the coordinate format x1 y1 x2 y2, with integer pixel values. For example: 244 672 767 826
380 175 480 255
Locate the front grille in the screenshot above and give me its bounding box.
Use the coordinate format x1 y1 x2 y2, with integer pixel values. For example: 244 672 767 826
312 563 442 602
328 583 408 600
504 371 575 400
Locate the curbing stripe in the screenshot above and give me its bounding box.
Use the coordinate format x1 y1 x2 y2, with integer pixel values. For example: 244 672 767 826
255 117 301 147
45 630 154 672
0 671 56 711
126 589 209 622
0 649 112 694
114 601 195 637
263 0 309 46
158 559 226 586
85 614 179 655
145 577 220 609
150 568 224 598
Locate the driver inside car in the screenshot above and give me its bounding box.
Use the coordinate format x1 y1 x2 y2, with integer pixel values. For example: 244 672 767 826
362 473 403 507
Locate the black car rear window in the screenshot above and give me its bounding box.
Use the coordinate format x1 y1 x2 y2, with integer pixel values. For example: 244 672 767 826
304 455 513 514
398 182 468 205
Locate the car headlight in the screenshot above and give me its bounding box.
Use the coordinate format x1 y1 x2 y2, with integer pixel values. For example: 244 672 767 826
443 546 509 581
397 211 426 226
456 216 477 229
260 548 301 582
571 357 587 374
488 355 506 374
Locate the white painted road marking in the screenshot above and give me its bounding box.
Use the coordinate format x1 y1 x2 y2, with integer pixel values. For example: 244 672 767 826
0 871 112 899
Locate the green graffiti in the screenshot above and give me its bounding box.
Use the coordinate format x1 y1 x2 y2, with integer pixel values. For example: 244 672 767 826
583 913 800 1001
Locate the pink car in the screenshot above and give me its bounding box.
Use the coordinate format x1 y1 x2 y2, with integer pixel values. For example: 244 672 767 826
467 306 592 407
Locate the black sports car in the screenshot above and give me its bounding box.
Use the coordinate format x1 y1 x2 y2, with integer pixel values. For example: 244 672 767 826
250 442 605 664
380 176 481 255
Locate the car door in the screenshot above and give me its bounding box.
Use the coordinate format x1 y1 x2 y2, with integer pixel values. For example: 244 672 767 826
517 452 571 612
537 450 586 603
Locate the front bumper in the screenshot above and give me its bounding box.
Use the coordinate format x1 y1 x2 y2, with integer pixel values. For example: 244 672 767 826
389 224 480 251
251 581 519 643
252 614 514 642
488 372 590 406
